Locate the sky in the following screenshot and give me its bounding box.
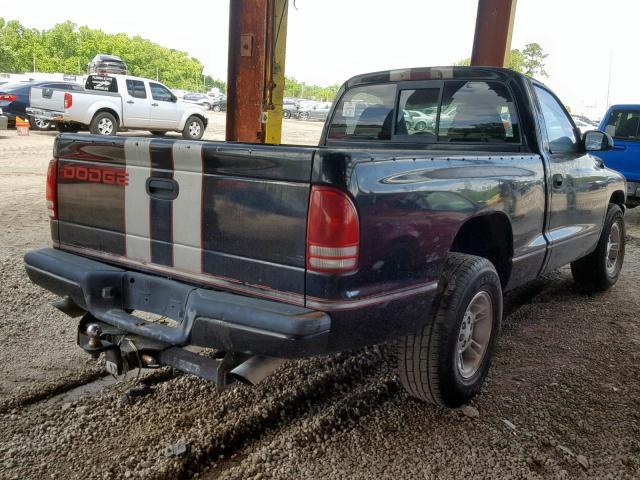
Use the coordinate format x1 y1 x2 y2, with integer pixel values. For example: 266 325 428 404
3 0 640 119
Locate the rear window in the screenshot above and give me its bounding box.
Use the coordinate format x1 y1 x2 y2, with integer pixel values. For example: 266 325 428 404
327 80 519 144
327 84 397 140
605 110 640 141
85 75 118 93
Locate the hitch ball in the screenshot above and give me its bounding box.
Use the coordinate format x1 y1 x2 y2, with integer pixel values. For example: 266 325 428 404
86 323 103 349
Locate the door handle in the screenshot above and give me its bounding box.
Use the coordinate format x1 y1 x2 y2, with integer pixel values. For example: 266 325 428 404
151 103 159 107
552 173 563 188
145 177 179 200
126 100 134 104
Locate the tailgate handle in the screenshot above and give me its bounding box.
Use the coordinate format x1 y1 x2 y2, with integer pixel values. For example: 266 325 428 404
146 177 179 200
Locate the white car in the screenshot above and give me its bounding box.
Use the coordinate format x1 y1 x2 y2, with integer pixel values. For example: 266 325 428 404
572 116 596 134
27 74 208 139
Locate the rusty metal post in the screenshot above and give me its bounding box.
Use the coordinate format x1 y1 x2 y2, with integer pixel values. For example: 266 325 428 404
264 0 288 144
226 0 268 142
471 0 517 67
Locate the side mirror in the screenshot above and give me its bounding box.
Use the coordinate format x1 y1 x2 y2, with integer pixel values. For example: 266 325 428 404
584 130 614 152
171 94 177 103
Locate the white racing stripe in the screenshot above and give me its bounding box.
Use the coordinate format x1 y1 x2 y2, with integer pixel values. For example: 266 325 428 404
172 141 203 272
124 138 152 263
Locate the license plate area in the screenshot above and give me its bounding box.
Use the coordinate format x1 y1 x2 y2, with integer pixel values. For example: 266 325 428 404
121 272 194 325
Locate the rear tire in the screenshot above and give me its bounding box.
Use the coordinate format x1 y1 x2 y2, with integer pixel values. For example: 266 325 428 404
283 110 291 119
571 203 625 292
397 253 502 407
89 112 117 136
182 116 205 140
212 105 222 112
30 116 51 131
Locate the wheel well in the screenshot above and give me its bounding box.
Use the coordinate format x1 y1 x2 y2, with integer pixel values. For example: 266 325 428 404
449 213 513 288
92 108 119 126
610 190 625 208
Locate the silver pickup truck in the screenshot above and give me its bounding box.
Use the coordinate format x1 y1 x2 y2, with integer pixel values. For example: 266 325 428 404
27 74 208 139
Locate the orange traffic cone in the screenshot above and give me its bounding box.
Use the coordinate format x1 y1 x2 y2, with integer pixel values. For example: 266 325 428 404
16 116 30 136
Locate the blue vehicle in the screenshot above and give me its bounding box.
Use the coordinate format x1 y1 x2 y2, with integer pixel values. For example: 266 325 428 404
599 105 640 207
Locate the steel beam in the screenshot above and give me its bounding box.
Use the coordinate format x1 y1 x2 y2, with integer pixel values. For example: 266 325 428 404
226 0 268 142
264 0 288 144
471 0 517 67
226 0 288 144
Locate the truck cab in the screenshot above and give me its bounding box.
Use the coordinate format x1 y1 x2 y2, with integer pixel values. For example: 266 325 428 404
598 105 640 206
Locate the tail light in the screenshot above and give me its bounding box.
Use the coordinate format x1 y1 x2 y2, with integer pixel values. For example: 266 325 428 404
0 94 17 101
306 186 359 273
46 159 58 219
64 93 72 109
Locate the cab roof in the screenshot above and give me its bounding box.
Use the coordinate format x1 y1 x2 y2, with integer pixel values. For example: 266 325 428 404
343 66 520 89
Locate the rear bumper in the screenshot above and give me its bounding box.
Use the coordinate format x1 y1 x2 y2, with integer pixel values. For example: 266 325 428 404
26 107 64 121
24 248 331 358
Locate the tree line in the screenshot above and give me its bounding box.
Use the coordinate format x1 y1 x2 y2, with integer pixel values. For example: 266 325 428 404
0 18 225 92
455 43 549 78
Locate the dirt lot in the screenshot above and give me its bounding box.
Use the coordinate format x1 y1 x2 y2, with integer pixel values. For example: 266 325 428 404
0 115 639 479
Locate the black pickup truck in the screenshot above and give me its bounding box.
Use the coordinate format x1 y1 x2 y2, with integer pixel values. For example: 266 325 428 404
25 67 626 408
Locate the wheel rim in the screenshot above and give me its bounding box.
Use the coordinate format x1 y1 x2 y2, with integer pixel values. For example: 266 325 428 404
34 118 49 129
98 118 113 135
606 221 622 276
189 121 201 137
456 290 493 379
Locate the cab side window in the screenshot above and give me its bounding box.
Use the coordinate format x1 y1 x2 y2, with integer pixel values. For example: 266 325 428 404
605 110 640 141
126 80 147 99
535 85 578 153
150 83 174 102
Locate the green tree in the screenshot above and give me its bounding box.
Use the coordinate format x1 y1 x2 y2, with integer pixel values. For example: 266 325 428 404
454 42 548 78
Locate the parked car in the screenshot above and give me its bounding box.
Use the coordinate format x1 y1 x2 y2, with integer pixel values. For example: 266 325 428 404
572 114 598 127
0 80 84 130
298 101 332 121
24 66 626 409
0 107 7 130
210 95 227 112
572 115 595 134
87 54 127 75
182 93 212 110
404 109 436 132
598 105 640 207
27 74 208 139
283 97 299 119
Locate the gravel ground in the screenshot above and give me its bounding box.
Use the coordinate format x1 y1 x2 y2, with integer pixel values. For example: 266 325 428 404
0 117 639 479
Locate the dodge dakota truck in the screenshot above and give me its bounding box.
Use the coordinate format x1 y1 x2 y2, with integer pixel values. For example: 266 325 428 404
24 67 626 408
26 74 208 139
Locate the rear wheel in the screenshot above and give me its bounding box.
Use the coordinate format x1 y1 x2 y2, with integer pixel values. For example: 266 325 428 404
212 105 222 112
397 253 502 407
30 116 51 131
89 112 117 136
298 111 309 121
571 203 625 292
283 110 291 119
182 116 205 140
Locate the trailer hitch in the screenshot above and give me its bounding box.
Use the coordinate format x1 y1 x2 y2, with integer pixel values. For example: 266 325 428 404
77 314 250 390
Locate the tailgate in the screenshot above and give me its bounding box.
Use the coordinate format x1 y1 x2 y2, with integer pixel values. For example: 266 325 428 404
29 86 66 112
54 135 315 305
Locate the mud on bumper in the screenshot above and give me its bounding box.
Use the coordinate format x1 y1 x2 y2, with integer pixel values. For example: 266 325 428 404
24 248 331 359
